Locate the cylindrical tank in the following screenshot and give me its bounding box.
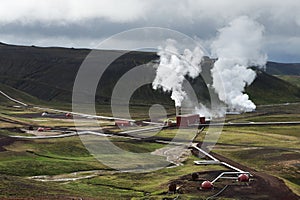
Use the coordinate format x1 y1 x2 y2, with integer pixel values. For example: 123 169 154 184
201 181 213 189
238 174 250 182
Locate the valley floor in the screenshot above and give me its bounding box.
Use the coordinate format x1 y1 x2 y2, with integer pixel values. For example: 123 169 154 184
0 99 299 199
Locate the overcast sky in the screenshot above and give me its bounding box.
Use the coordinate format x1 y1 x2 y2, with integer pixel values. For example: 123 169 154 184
0 0 300 62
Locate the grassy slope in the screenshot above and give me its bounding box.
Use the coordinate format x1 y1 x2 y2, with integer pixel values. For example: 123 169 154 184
0 134 107 176
1 42 300 107
219 103 300 196
0 43 165 105
0 128 225 199
213 125 300 196
0 83 42 106
246 69 300 104
277 75 300 88
0 109 223 199
1 124 299 199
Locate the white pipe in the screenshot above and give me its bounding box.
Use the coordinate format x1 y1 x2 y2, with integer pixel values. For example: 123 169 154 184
220 162 244 173
211 172 250 183
192 144 247 173
191 144 219 162
194 160 221 165
0 90 28 106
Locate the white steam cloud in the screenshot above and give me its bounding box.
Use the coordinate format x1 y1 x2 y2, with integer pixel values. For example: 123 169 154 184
152 39 204 106
211 16 267 112
153 16 267 116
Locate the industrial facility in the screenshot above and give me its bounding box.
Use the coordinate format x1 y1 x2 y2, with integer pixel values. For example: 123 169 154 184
176 114 200 127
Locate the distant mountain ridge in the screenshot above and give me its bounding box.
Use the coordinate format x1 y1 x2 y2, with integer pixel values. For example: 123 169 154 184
266 61 300 76
0 42 299 106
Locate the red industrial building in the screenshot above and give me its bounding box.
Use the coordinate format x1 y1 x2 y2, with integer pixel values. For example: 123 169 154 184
37 127 44 132
115 120 132 127
176 114 199 127
65 113 72 118
37 127 51 132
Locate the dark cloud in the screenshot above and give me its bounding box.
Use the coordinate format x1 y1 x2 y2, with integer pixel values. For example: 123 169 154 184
0 0 299 62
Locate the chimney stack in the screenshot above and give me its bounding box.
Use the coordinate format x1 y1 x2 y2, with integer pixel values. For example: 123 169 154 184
176 106 181 116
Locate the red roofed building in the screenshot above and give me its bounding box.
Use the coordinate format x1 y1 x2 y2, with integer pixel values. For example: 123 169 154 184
115 120 132 127
176 114 199 127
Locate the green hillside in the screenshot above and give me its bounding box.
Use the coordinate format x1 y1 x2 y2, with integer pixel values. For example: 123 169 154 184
0 83 42 106
247 70 300 104
0 42 300 107
266 61 300 75
276 75 300 88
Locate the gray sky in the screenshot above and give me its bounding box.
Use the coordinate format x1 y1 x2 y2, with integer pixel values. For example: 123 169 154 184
0 0 300 62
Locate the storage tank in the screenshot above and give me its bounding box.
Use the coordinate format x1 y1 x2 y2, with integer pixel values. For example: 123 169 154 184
238 174 250 182
201 180 213 189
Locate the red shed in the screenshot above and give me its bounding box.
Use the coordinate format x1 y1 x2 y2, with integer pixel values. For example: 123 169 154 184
38 127 51 131
65 113 72 118
115 120 131 127
37 127 44 132
176 114 199 127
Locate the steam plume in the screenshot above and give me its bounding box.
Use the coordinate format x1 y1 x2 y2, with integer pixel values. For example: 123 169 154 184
152 39 204 106
211 16 267 112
